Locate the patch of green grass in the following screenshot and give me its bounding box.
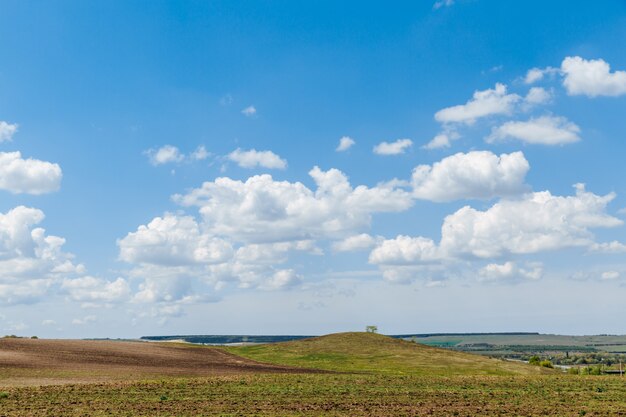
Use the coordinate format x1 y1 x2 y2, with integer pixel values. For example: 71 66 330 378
0 374 624 416
227 332 553 376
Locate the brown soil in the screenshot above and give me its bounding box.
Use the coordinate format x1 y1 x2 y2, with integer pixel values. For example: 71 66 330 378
0 338 320 386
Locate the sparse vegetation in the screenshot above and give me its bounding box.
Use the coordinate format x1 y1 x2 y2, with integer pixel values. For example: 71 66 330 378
539 359 554 368
227 332 553 376
1 332 626 416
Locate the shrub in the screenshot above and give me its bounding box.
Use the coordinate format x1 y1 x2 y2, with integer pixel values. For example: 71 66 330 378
539 360 554 369
528 355 541 366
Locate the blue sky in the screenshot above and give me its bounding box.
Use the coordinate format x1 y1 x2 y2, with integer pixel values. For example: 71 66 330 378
1 1 626 337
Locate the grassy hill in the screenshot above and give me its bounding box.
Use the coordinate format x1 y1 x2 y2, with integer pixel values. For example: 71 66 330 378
226 332 554 376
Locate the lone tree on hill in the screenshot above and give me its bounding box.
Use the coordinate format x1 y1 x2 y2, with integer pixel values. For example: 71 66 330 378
365 325 378 334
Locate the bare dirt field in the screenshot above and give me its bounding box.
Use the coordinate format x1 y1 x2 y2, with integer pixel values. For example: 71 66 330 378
0 338 318 386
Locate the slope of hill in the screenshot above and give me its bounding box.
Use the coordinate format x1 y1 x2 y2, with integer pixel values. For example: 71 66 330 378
227 332 553 376
0 338 319 386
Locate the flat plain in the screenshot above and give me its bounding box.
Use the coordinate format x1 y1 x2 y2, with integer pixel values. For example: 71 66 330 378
0 333 625 416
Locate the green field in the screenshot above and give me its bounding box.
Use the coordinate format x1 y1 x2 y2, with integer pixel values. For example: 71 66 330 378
1 332 626 416
409 333 626 353
2 373 626 416
227 332 552 376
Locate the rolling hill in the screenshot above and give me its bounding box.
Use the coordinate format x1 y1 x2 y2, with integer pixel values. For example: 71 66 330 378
226 332 553 375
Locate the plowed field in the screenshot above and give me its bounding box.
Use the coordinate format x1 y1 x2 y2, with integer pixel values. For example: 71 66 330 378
0 338 319 386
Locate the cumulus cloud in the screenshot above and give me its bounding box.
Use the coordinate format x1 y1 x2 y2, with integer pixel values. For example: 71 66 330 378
411 151 529 202
332 234 377 252
241 106 257 116
369 236 440 265
370 184 622 266
524 87 552 105
0 122 18 142
439 184 620 258
336 136 355 152
478 261 543 283
422 131 460 150
125 240 315 299
145 145 210 165
561 56 626 97
120 167 414 297
61 276 130 304
228 148 287 170
145 145 184 165
373 139 413 155
190 145 210 161
0 151 62 194
174 166 412 243
524 67 558 84
261 269 303 290
118 214 234 266
525 68 545 84
434 83 521 125
0 206 88 304
601 271 620 281
589 241 626 253
487 116 581 145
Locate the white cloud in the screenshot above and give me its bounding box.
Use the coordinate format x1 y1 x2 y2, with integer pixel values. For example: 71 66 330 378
434 83 521 125
0 206 83 276
241 106 257 116
336 136 355 152
370 184 622 265
174 166 413 244
601 270 621 281
439 184 620 258
228 148 287 170
369 235 441 265
411 151 529 202
0 206 87 304
332 234 377 252
145 145 210 165
61 276 130 304
487 116 581 145
422 131 460 149
261 269 303 290
561 56 626 97
0 151 62 194
589 241 626 253
0 122 18 142
190 145 210 161
120 167 414 300
145 145 184 165
433 0 454 9
524 68 545 84
72 315 97 325
524 87 552 105
118 214 234 266
524 67 558 84
135 304 185 326
478 262 543 283
373 139 413 155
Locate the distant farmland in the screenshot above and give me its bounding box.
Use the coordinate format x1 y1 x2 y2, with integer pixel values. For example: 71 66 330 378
142 331 626 353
